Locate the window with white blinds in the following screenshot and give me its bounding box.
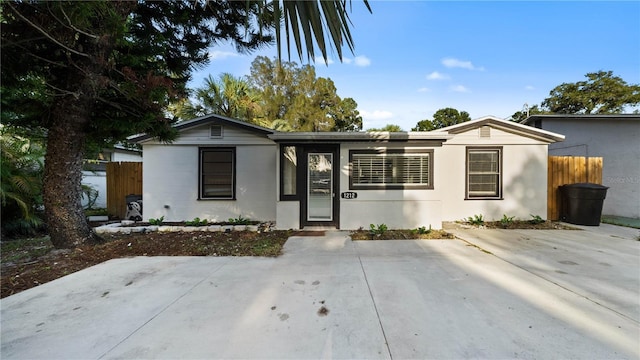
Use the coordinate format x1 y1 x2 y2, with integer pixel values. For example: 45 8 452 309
466 147 502 199
350 150 433 189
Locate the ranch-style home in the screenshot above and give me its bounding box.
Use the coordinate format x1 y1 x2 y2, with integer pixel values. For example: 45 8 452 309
130 114 564 230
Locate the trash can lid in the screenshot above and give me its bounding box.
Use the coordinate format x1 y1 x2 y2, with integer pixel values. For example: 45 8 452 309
562 182 609 190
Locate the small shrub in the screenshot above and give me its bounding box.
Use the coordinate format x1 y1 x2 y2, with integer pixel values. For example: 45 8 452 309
148 216 164 226
228 215 251 225
185 217 208 226
467 214 484 226
369 223 388 237
529 214 545 225
500 214 515 228
414 225 432 234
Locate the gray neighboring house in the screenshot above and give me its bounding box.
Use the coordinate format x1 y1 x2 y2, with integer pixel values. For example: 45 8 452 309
522 114 640 220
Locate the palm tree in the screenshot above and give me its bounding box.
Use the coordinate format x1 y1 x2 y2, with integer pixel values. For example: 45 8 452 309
178 73 262 123
0 130 45 235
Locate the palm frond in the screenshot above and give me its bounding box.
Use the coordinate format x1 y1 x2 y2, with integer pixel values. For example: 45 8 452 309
272 0 371 62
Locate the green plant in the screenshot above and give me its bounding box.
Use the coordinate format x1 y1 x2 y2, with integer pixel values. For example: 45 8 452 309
228 215 251 225
185 217 208 226
148 216 164 226
500 214 515 228
1 130 45 236
529 214 545 225
467 214 484 226
414 225 432 235
369 223 388 237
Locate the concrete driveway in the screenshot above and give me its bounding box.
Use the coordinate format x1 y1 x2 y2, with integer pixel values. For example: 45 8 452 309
2 225 639 359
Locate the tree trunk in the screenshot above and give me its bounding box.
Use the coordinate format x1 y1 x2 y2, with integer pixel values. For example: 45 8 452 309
43 99 102 249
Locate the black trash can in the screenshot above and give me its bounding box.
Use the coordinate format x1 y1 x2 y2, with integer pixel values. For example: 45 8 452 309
560 183 608 226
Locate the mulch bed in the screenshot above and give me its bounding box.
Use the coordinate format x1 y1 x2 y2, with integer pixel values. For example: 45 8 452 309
350 229 455 240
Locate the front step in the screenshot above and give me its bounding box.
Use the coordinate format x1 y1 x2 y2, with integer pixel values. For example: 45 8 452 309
302 226 338 231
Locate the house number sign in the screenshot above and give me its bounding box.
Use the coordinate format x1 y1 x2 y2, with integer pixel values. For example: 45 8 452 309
341 192 358 199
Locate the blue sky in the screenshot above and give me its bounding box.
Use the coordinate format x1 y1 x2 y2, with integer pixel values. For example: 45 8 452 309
190 1 640 131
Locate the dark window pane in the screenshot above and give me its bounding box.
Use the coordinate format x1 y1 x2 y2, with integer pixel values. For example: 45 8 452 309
200 148 234 199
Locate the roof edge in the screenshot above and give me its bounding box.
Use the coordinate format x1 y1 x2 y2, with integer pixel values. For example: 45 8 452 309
268 131 453 142
440 116 565 143
522 114 640 125
129 114 275 143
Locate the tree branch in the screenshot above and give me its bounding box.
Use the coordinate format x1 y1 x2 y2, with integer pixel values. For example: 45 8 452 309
44 83 78 98
54 3 101 40
7 2 91 58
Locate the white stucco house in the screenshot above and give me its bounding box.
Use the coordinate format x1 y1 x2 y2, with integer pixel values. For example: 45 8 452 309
522 114 639 220
131 114 564 229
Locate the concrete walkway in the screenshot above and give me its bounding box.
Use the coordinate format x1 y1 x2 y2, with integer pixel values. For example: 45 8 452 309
2 226 639 359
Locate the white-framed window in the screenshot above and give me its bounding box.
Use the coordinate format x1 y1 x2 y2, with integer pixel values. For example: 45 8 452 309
466 147 502 199
199 147 235 199
350 150 434 189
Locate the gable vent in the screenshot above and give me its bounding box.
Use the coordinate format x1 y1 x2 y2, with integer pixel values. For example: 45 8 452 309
210 125 223 138
479 126 491 138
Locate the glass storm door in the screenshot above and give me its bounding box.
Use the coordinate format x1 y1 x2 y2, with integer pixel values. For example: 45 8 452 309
307 153 333 221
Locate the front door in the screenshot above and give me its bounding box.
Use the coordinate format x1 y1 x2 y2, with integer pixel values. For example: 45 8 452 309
302 146 339 228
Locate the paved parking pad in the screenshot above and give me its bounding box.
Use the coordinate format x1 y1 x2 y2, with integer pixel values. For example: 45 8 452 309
1 228 639 359
356 239 638 359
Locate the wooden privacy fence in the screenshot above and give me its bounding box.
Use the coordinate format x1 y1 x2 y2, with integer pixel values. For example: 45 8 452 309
548 156 602 220
106 162 142 219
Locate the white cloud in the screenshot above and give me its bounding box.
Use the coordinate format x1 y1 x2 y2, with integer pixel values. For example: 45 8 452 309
209 50 240 60
450 85 470 93
426 71 450 80
360 110 394 120
525 85 535 90
314 56 334 65
354 55 371 67
442 57 484 71
315 56 371 67
417 87 431 92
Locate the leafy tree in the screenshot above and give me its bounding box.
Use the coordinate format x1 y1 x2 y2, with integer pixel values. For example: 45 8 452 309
412 108 471 131
175 73 261 122
412 119 436 131
368 124 403 132
541 71 640 114
1 1 368 248
509 104 546 123
330 98 363 132
248 56 362 131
